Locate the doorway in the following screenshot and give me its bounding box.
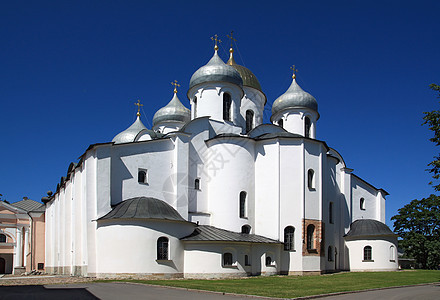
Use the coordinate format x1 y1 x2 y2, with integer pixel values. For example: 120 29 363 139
0 257 5 274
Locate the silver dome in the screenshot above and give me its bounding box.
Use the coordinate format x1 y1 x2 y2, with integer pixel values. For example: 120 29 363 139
112 116 147 144
272 78 318 116
189 50 243 90
153 93 190 126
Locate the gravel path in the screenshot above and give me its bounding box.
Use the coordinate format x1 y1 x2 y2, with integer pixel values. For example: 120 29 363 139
0 275 97 286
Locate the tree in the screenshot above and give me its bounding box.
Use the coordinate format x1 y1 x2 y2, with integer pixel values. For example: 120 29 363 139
423 84 440 190
391 195 440 269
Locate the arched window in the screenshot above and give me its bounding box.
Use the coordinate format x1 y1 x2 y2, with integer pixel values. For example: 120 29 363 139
138 169 147 184
241 225 251 234
307 224 315 250
194 178 200 190
328 246 333 261
157 237 169 260
245 254 251 266
284 226 295 251
223 93 232 121
278 119 283 128
0 234 6 243
360 198 365 210
239 191 247 218
223 252 233 266
246 110 254 133
308 169 315 190
305 117 311 138
329 202 334 224
390 246 396 261
266 255 272 266
363 245 372 261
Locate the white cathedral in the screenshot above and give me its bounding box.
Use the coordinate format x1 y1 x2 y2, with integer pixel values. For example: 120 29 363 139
44 38 398 278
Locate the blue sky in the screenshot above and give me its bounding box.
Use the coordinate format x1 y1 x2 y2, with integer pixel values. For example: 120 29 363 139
1 1 439 228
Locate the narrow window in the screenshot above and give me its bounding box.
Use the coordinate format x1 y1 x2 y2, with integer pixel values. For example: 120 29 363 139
157 237 169 260
284 226 295 251
193 96 197 118
0 234 6 243
307 224 315 250
265 256 272 266
360 198 365 210
241 225 251 234
390 246 395 261
305 117 311 138
223 252 233 266
223 93 232 121
308 169 315 190
363 246 372 261
329 202 334 224
138 169 147 184
239 191 247 218
246 110 254 133
328 246 333 261
245 255 251 266
37 263 44 270
278 119 283 128
194 178 200 190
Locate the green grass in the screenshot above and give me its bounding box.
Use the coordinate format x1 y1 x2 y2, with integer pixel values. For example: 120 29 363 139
111 270 440 298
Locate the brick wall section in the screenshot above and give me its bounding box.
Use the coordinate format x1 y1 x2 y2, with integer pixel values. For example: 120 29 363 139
302 219 325 256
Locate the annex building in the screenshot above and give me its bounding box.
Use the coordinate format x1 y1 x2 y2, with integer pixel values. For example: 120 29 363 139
43 38 398 278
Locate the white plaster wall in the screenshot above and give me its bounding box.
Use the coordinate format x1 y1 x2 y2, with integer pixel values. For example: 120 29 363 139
278 141 304 272
188 83 243 125
184 242 281 278
304 141 323 221
272 109 318 138
96 219 194 276
351 177 379 221
206 138 255 232
239 87 265 133
345 237 398 271
254 141 280 240
153 122 185 134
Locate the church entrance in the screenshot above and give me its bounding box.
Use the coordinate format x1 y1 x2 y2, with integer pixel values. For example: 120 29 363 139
0 257 5 274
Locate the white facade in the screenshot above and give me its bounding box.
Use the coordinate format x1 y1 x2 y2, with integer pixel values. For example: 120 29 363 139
44 44 397 278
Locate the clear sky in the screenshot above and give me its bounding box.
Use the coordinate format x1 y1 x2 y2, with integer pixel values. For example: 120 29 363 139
1 1 439 228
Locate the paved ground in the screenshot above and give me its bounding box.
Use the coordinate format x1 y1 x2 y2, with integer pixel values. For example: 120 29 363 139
0 275 439 299
319 284 440 300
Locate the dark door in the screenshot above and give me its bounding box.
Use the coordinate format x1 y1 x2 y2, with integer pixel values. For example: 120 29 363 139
0 257 5 274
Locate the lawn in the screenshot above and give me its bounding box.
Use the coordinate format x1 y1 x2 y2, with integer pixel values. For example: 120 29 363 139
118 270 440 298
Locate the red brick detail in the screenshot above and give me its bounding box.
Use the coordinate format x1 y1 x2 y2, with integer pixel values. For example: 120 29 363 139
302 219 325 256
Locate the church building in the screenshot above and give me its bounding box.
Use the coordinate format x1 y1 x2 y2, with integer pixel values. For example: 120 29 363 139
44 36 398 278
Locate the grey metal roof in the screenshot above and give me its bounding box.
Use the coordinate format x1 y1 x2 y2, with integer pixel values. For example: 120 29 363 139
153 93 190 126
271 78 318 117
181 225 282 244
112 116 148 144
345 219 396 238
189 50 243 90
11 199 43 212
98 197 187 222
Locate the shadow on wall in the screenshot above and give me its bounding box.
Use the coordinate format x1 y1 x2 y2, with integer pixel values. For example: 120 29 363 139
0 285 98 300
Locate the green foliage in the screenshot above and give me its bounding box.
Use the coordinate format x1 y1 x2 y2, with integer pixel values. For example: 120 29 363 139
423 84 440 190
112 271 440 298
391 195 440 269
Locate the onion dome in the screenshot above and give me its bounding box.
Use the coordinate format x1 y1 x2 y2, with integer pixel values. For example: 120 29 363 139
345 219 396 238
112 115 147 144
272 75 318 116
153 88 190 126
98 197 187 222
226 48 262 92
189 47 243 90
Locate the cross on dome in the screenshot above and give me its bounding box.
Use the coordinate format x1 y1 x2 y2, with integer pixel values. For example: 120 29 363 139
290 65 298 79
171 80 180 93
210 34 222 51
134 99 143 117
227 31 236 49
